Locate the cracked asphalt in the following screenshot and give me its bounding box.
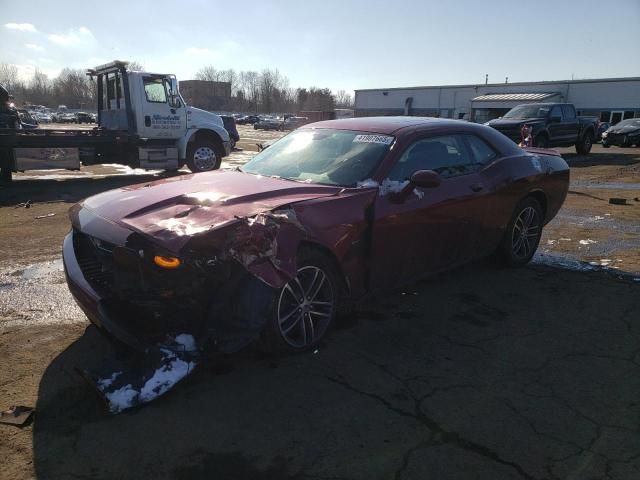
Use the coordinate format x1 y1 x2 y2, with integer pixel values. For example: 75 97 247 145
1 135 639 479
0 264 638 479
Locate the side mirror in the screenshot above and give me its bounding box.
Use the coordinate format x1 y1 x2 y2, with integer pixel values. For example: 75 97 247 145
551 115 561 123
410 169 441 189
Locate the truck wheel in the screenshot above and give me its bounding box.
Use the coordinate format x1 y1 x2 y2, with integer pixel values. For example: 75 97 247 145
534 134 548 149
576 133 593 154
186 140 221 173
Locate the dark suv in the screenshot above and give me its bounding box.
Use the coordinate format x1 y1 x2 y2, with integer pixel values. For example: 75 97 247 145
220 115 240 149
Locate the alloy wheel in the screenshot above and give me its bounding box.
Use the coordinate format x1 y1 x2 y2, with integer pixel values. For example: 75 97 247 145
511 206 540 260
277 266 334 348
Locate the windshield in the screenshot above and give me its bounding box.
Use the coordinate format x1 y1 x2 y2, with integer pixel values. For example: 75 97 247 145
503 105 551 119
242 129 393 186
615 119 640 128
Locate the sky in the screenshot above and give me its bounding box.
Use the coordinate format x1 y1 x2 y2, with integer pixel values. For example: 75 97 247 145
2 0 639 93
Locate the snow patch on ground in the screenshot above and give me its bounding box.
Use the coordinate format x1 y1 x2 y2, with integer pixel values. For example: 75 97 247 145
579 239 597 245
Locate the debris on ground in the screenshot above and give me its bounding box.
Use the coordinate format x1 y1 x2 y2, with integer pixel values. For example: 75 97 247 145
78 334 198 414
14 200 32 209
609 198 628 205
0 405 34 426
34 213 55 219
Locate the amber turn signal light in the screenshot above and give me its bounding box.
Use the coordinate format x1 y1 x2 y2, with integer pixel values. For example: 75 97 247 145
153 255 181 269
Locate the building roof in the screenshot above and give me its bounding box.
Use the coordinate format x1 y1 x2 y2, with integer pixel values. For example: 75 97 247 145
354 76 640 93
471 92 558 102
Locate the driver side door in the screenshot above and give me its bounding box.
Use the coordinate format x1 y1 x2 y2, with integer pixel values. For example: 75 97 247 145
369 133 490 291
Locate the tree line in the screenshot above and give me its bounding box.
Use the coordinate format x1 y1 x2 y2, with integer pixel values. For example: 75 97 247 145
0 61 354 113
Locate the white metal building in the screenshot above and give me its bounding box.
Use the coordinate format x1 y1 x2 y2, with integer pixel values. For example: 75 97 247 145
354 77 640 124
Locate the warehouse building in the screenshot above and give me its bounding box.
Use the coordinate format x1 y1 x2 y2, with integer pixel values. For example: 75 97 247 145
355 77 640 124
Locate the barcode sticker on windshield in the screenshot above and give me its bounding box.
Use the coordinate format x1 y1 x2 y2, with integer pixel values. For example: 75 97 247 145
353 134 394 145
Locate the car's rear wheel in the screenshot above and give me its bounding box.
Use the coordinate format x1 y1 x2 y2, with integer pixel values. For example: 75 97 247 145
186 140 221 173
576 132 593 154
498 197 543 267
263 249 339 353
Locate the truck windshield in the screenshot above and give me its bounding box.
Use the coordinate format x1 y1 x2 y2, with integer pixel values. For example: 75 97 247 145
242 129 393 186
504 105 550 119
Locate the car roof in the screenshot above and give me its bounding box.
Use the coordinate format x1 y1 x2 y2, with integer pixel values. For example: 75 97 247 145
305 116 475 135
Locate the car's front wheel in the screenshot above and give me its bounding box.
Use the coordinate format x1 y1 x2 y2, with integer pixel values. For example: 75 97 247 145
263 249 339 353
498 197 543 267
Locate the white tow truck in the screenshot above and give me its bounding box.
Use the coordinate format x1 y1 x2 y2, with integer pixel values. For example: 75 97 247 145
0 60 231 182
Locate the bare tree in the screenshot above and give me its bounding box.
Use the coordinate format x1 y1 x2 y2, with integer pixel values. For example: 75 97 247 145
334 89 353 108
28 69 51 105
127 61 144 71
0 63 21 92
53 68 95 108
195 65 222 82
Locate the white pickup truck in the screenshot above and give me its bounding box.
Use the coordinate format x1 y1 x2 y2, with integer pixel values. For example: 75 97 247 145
0 60 231 181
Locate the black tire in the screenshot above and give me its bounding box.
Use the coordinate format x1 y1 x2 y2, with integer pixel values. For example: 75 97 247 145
230 138 236 150
0 149 13 183
602 143 610 149
576 132 593 154
498 197 544 267
534 134 549 149
262 249 340 354
186 139 221 173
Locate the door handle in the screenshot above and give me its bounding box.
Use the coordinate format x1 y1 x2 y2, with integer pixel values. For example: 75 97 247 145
470 183 484 192
144 115 151 127
170 109 176 114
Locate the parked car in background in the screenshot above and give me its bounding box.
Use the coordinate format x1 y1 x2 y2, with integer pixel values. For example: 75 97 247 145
486 103 598 154
57 112 78 123
220 115 240 149
35 112 53 123
283 116 309 130
237 115 260 125
17 109 39 129
63 117 569 355
596 122 610 141
76 112 94 124
601 118 640 148
254 117 283 130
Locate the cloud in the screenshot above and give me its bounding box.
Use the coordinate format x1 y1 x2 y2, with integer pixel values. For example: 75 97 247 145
5 23 38 32
185 47 214 55
25 43 45 52
47 26 94 47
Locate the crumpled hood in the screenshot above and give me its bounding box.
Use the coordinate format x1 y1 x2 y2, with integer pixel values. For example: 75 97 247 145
607 125 640 135
80 170 342 251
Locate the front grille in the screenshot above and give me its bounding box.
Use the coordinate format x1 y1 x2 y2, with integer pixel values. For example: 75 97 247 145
73 231 115 293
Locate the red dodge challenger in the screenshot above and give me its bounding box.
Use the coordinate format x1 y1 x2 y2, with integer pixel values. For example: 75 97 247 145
63 117 569 354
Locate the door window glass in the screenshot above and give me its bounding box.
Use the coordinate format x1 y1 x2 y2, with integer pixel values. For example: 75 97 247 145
550 106 563 120
388 135 474 180
144 78 168 103
561 105 576 119
465 135 498 167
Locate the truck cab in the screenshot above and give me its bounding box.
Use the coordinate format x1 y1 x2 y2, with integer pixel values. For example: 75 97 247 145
88 60 231 172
